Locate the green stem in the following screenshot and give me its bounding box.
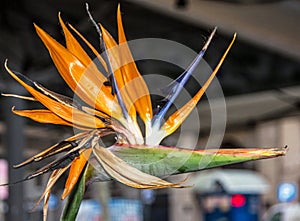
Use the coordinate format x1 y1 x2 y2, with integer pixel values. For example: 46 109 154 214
60 164 91 221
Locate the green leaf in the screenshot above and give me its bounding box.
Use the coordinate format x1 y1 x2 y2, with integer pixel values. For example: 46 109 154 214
60 164 90 221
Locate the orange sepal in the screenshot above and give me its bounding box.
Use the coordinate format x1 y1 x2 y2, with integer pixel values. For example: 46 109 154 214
117 5 153 123
100 25 136 119
59 14 108 85
12 108 74 127
34 24 122 118
5 63 105 129
61 148 92 199
67 23 107 71
59 13 92 67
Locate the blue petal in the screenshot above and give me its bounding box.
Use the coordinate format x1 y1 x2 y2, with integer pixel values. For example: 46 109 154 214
152 27 217 127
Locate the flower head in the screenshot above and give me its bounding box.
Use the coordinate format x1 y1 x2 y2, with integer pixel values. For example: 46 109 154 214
3 5 286 221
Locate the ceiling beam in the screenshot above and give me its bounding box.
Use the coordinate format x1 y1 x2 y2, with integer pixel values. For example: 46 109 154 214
127 0 300 61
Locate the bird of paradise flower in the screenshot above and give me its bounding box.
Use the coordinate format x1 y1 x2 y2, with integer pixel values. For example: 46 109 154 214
3 5 286 221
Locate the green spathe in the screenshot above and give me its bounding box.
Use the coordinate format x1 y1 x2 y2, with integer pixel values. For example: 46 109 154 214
90 145 287 180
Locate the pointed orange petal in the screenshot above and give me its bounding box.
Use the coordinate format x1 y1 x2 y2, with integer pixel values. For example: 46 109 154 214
162 34 236 135
34 24 122 118
117 6 153 124
35 24 84 92
12 108 74 127
101 25 136 119
68 23 108 71
5 63 105 129
61 149 91 199
59 14 109 86
59 13 92 67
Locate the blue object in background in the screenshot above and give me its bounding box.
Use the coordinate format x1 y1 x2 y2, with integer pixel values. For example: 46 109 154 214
201 194 261 221
48 194 59 210
75 198 143 221
229 194 260 221
110 198 143 221
277 182 298 203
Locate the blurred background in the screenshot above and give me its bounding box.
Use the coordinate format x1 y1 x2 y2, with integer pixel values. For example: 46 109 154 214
0 0 300 220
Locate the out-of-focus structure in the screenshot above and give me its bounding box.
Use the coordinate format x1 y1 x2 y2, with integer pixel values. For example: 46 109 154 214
0 0 300 220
